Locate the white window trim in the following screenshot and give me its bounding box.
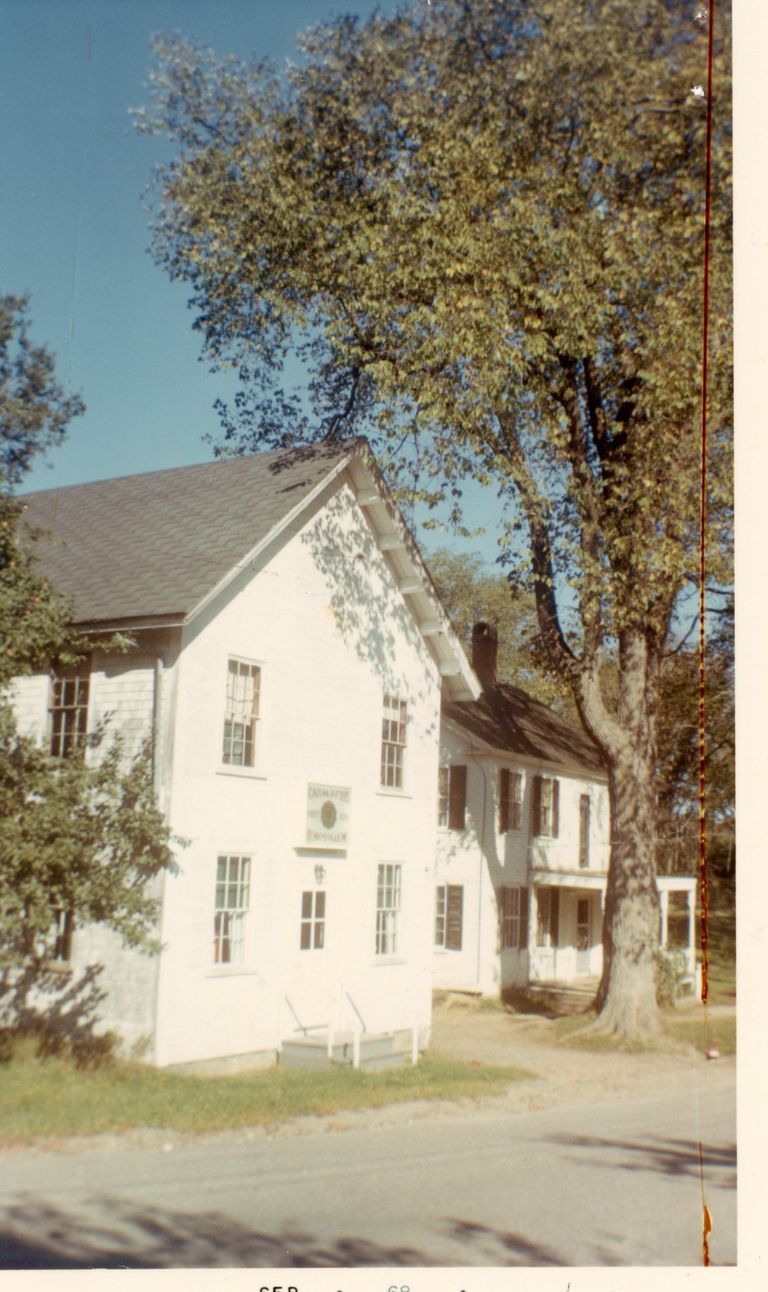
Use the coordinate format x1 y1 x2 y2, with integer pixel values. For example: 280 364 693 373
219 655 264 774
48 663 91 759
380 694 408 791
300 889 327 951
375 862 403 958
212 853 251 967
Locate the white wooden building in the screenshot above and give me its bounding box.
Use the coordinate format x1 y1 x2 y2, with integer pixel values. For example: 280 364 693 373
432 624 697 998
12 441 478 1069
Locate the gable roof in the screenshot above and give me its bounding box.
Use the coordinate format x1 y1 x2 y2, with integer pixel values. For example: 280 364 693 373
19 443 361 627
444 683 607 779
19 440 479 700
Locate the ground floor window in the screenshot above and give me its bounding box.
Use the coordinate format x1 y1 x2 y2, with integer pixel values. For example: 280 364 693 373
536 887 560 948
213 854 251 964
435 884 463 950
498 886 529 950
576 896 591 950
300 890 326 950
375 863 401 955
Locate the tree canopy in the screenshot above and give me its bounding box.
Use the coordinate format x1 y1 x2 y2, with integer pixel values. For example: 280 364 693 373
139 0 732 1037
0 295 176 1004
427 547 572 711
1 295 84 490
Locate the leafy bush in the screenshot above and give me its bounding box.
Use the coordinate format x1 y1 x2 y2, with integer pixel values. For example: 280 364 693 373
656 949 690 1006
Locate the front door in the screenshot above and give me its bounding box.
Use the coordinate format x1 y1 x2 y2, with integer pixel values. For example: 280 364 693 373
576 897 591 973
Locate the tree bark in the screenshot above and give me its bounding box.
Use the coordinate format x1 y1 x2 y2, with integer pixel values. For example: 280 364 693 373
591 631 662 1039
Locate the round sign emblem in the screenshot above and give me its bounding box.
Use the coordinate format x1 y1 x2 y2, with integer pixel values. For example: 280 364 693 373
321 800 338 830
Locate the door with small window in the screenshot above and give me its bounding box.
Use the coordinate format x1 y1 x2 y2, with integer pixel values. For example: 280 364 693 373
576 896 591 973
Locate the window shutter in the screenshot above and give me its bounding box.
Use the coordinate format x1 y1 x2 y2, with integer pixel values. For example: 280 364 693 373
549 887 560 945
449 765 467 830
552 779 560 837
496 888 503 952
518 887 529 949
531 775 542 836
579 794 590 866
446 885 464 950
499 768 510 833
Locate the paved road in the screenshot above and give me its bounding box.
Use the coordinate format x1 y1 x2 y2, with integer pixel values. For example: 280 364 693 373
0 1081 735 1268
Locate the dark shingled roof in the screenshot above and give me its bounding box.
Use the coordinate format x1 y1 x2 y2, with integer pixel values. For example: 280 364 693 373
19 442 354 625
444 684 607 778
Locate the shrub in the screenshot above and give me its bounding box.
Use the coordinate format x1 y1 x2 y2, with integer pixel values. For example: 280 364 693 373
656 948 689 1006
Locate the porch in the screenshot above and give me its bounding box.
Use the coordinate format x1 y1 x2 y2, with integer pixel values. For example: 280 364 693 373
526 873 698 993
527 873 605 985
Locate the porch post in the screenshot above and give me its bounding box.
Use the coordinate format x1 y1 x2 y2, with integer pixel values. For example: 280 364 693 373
686 886 696 976
528 885 538 981
659 886 669 949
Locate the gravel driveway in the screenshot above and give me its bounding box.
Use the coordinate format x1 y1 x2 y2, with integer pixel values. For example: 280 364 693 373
428 997 736 1116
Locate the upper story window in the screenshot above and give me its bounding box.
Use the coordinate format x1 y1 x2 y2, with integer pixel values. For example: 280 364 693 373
49 664 90 757
222 658 261 767
375 863 401 955
499 769 523 833
532 774 559 838
213 854 251 964
579 794 591 867
380 694 407 789
438 765 467 829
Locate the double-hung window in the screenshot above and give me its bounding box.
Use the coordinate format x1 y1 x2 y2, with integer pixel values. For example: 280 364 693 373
499 769 523 832
435 884 464 950
213 854 250 964
49 664 90 757
222 659 261 767
498 886 529 950
375 863 401 955
532 775 559 838
438 765 467 829
300 890 326 950
381 694 407 788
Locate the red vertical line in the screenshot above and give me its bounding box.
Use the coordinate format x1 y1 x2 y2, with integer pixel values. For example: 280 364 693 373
698 2 716 1010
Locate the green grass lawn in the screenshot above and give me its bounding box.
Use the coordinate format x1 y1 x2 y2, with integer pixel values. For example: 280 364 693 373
0 1043 535 1146
703 906 736 1005
663 1011 736 1055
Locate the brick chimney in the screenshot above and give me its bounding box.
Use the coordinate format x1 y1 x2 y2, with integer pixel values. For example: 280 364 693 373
472 621 498 689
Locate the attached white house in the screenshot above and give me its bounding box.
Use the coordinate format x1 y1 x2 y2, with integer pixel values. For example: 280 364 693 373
432 624 697 998
11 440 479 1069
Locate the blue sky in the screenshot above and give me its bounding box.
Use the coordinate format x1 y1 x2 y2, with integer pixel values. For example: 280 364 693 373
2 0 507 563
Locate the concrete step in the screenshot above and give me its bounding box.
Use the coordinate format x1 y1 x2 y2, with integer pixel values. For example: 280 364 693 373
524 979 599 1015
280 1030 416 1071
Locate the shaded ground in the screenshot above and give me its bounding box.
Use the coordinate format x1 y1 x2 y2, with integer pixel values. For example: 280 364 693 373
427 996 736 1117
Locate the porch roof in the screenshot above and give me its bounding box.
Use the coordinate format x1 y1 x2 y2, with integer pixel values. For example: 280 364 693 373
656 875 697 894
531 869 607 891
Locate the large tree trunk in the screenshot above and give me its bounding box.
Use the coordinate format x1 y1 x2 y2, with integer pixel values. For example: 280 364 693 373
589 631 662 1040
